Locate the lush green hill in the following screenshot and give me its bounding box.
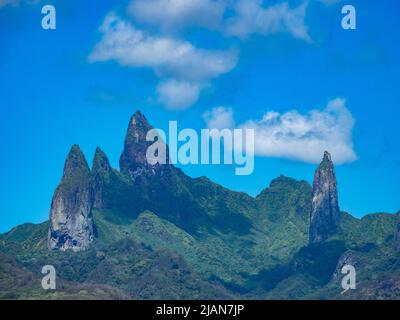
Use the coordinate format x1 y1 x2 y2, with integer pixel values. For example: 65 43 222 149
1 112 399 300
1 181 399 299
0 212 234 299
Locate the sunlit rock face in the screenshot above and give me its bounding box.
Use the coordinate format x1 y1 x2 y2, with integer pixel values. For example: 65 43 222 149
48 145 95 252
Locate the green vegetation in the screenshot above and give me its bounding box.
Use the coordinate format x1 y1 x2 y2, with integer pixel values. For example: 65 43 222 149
1 175 399 299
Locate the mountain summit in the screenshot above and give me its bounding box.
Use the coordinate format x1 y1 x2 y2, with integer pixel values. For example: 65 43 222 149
92 147 112 209
48 145 95 251
119 111 171 181
309 151 340 243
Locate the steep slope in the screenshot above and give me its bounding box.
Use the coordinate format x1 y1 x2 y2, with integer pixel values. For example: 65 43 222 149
91 147 135 217
255 176 312 260
99 111 254 236
92 147 112 209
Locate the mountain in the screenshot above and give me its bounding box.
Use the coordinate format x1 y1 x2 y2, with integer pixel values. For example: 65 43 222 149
92 111 255 237
309 151 340 243
1 111 399 300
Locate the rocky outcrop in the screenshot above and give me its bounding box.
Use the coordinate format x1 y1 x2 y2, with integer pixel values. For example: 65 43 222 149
92 147 112 209
119 111 171 181
117 111 220 234
48 145 95 251
309 151 340 244
333 250 363 280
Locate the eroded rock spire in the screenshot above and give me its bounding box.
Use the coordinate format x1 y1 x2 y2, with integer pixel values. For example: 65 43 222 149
48 145 95 251
119 111 170 181
309 151 340 244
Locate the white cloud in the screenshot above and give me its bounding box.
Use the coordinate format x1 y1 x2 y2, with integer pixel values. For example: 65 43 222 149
127 0 311 41
89 1 314 110
89 13 237 82
203 106 235 129
226 0 311 41
128 0 225 32
157 80 201 110
89 13 238 109
204 98 357 164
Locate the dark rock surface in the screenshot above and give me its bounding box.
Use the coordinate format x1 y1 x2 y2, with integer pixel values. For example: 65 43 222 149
309 151 340 243
92 147 112 209
119 110 171 181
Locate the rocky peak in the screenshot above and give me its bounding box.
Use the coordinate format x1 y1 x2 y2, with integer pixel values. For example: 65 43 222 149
62 144 91 181
309 151 340 244
48 145 95 251
320 151 333 170
92 147 112 209
92 147 111 175
119 111 170 181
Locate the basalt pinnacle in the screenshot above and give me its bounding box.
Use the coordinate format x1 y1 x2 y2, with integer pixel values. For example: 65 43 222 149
92 147 112 209
119 110 170 181
48 145 95 251
309 151 340 244
92 146 112 174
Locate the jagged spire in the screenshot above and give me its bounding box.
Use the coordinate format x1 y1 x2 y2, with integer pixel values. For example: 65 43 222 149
48 145 95 251
119 111 170 180
124 111 152 147
119 111 153 174
309 151 340 244
92 147 112 209
92 146 111 174
62 144 90 181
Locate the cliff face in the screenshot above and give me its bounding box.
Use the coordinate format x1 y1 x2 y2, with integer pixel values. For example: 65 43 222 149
48 145 95 251
309 151 340 244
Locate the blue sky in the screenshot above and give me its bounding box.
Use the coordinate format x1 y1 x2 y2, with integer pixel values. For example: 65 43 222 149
0 0 399 232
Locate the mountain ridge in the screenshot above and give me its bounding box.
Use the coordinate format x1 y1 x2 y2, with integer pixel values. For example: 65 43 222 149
1 110 400 300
